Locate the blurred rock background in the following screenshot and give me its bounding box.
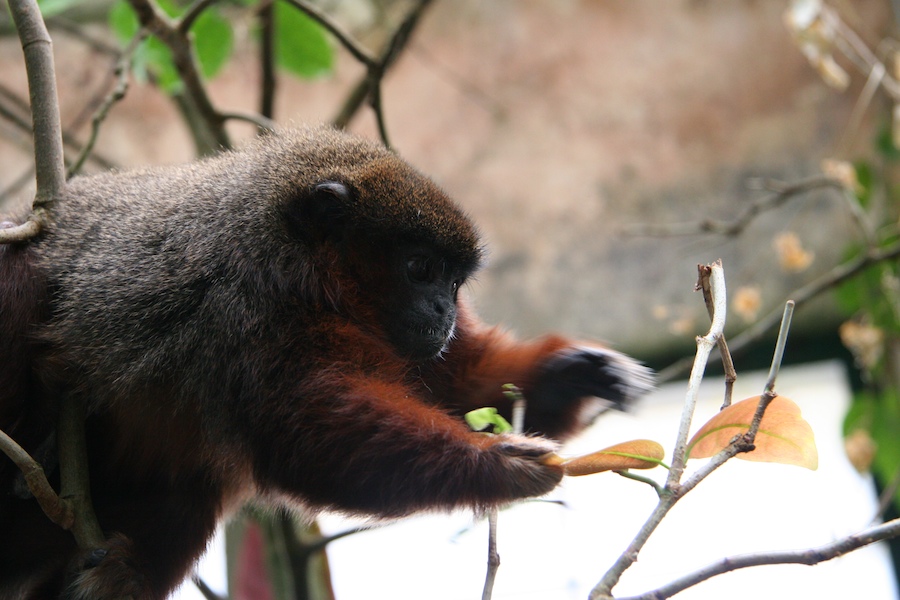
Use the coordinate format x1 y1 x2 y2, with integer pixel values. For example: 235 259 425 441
0 0 891 364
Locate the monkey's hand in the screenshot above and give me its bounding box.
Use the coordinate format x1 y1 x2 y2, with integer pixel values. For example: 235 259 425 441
526 346 654 436
476 433 563 504
63 534 148 600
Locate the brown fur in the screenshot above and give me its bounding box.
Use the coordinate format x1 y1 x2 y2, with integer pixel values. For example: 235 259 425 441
0 126 652 599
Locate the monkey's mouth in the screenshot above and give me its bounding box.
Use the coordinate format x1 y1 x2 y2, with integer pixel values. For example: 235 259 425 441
394 321 455 361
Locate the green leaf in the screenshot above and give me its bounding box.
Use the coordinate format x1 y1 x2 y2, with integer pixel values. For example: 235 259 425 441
108 0 140 43
465 407 513 434
189 8 234 79
273 0 334 79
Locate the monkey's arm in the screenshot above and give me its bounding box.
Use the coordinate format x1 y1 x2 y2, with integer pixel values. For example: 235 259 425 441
245 371 563 516
422 299 654 440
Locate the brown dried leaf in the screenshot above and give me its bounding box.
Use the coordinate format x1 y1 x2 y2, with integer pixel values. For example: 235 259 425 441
556 439 665 476
687 395 818 470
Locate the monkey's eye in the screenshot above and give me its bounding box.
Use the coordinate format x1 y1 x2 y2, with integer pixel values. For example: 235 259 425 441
451 280 461 295
407 256 432 283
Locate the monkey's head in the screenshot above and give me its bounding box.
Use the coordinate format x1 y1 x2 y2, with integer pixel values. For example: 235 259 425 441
278 131 484 361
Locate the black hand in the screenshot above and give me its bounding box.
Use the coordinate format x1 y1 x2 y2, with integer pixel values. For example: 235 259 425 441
529 346 654 414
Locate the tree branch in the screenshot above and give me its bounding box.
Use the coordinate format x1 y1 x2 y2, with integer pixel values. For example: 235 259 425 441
57 396 104 548
68 31 142 177
614 517 900 600
0 427 72 529
128 0 230 151
620 176 843 238
327 0 436 145
6 0 66 240
257 0 276 122
280 0 377 68
591 265 798 599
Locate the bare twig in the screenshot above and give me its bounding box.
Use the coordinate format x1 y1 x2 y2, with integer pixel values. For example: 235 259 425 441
191 575 226 600
257 0 276 122
220 110 276 133
178 0 220 34
657 239 900 384
128 0 230 150
612 517 900 600
0 84 117 173
481 511 500 600
281 0 377 68
328 0 436 145
591 267 798 600
0 427 72 528
697 265 736 408
621 176 843 238
590 262 728 599
667 261 727 486
68 31 143 177
481 386 527 600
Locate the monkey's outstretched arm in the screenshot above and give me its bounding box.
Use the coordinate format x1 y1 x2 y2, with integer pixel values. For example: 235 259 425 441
244 373 563 516
421 300 654 440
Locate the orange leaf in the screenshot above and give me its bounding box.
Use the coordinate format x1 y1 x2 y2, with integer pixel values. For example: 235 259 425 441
555 439 666 476
686 395 818 470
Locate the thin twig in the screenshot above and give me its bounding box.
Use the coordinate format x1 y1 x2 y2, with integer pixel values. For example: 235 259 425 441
615 470 664 496
0 86 117 172
763 301 794 394
191 575 225 600
697 264 736 408
871 465 900 525
219 110 276 132
592 283 798 600
481 386 527 600
612 517 900 600
590 262 727 599
620 176 843 238
257 0 276 122
330 0 435 140
68 31 143 177
481 511 500 600
0 427 72 528
178 0 220 34
657 239 900 384
280 0 377 68
667 261 727 486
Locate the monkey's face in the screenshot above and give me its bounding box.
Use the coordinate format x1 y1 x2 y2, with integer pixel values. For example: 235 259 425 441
382 243 469 361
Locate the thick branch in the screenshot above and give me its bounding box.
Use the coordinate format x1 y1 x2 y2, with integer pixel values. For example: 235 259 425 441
6 0 67 240
57 397 104 547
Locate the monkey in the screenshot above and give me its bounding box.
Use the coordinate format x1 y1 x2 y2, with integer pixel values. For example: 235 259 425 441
0 126 653 599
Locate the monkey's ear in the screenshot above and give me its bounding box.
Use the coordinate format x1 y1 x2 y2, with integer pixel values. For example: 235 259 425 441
287 180 352 241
